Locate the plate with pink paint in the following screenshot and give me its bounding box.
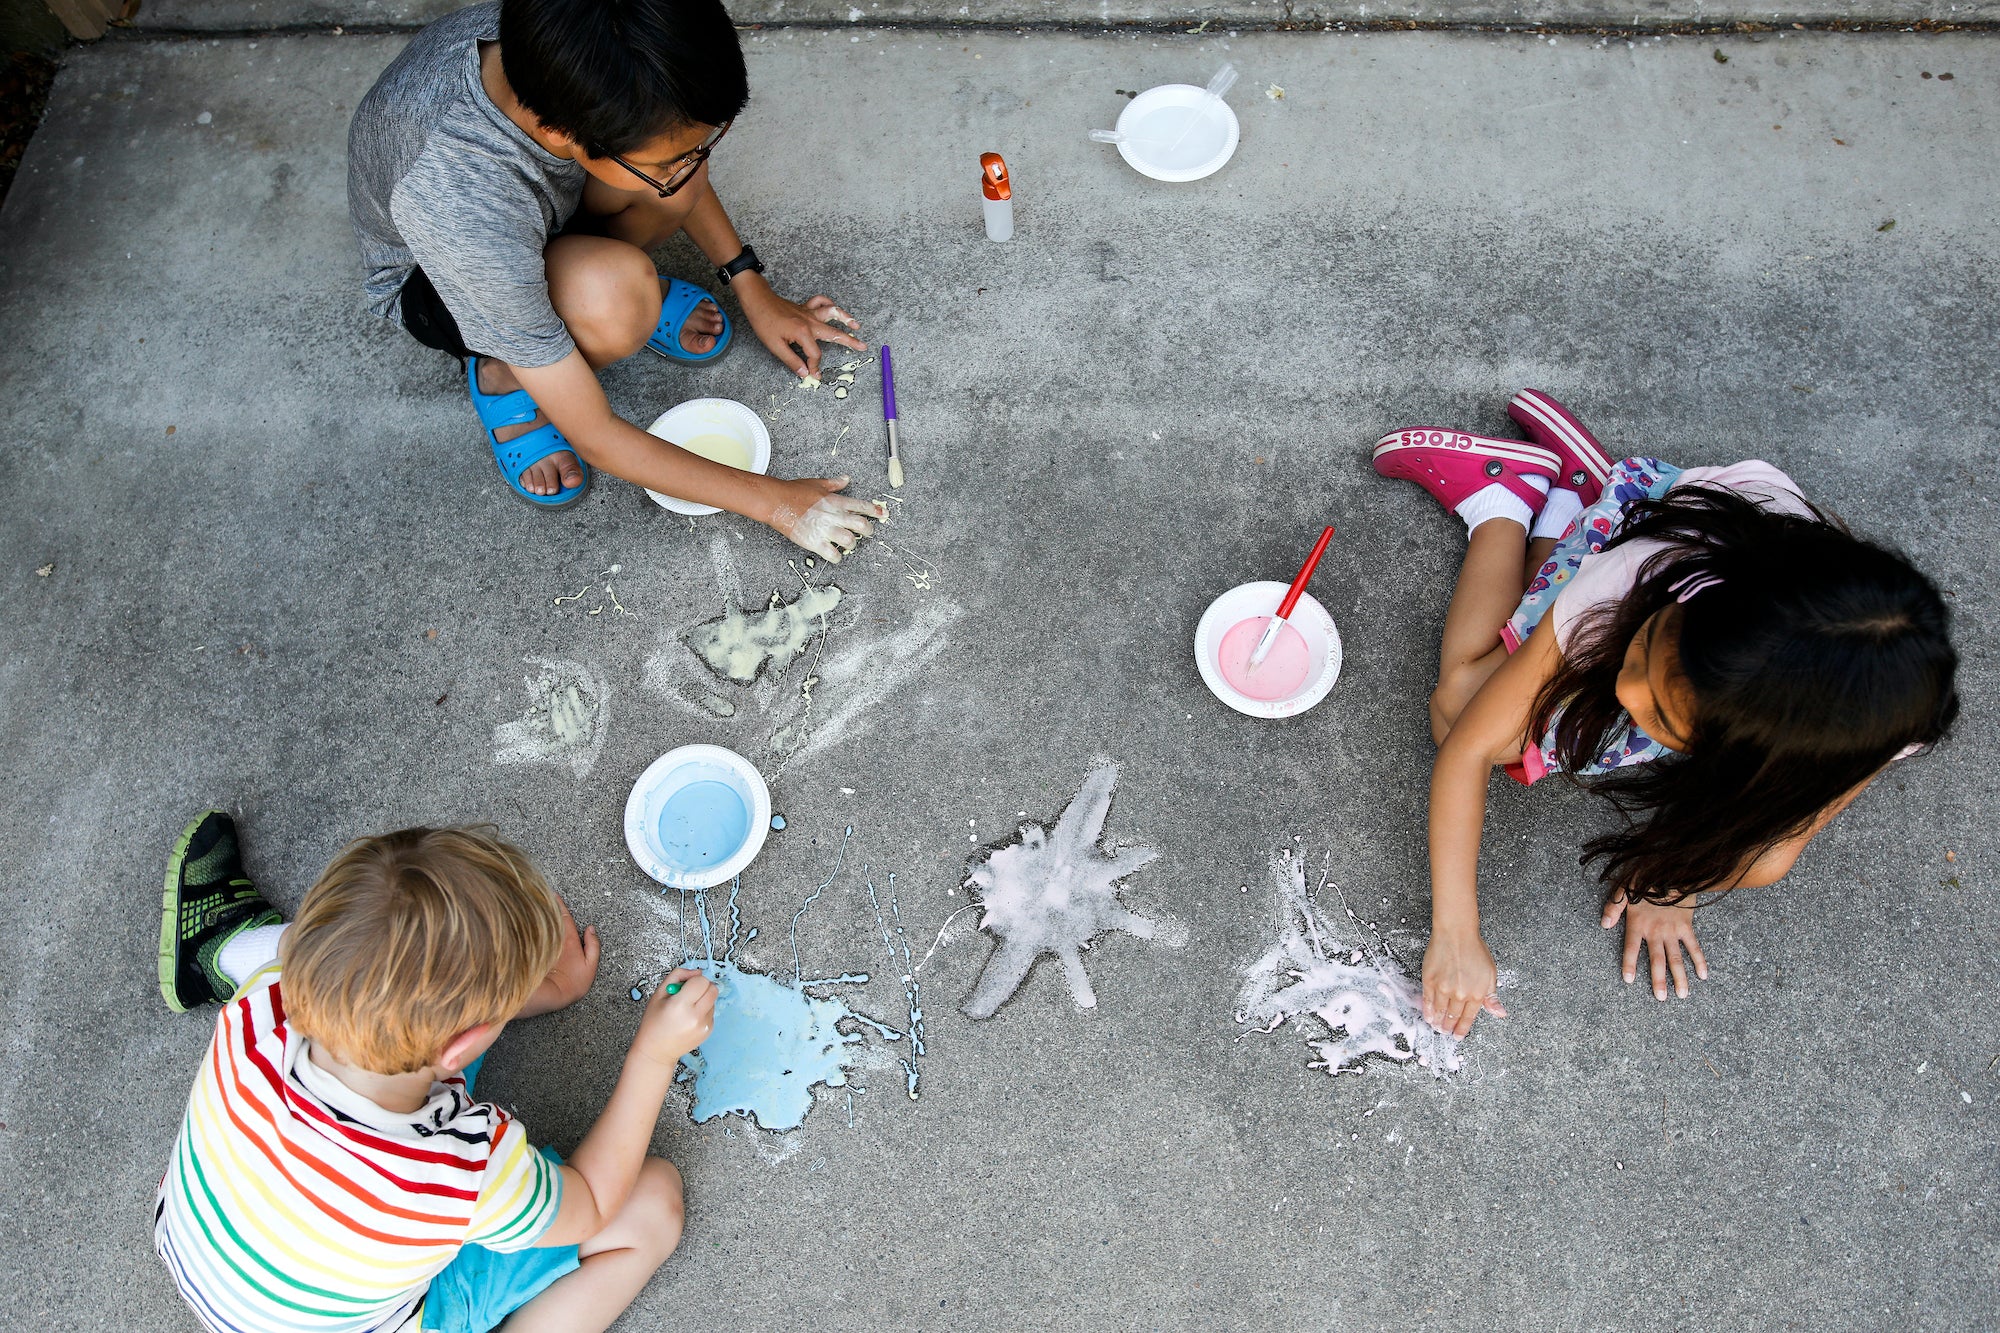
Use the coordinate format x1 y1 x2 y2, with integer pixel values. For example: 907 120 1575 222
1194 581 1342 718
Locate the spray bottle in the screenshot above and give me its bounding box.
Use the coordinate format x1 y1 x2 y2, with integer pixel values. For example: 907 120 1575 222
980 152 1013 243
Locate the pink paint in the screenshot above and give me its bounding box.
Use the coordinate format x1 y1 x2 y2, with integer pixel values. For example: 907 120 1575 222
1217 617 1310 702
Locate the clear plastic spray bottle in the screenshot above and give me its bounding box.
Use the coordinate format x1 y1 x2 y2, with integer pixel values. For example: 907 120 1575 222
980 152 1013 243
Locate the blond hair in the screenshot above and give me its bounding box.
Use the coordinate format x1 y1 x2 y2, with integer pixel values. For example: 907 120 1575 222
279 826 564 1074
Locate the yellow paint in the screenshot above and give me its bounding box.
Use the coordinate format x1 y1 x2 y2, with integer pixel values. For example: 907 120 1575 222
680 432 753 470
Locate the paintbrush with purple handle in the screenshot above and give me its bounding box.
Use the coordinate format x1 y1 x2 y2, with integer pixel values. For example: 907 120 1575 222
882 344 903 489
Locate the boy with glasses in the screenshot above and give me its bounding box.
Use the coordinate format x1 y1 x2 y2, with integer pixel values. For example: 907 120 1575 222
348 0 883 557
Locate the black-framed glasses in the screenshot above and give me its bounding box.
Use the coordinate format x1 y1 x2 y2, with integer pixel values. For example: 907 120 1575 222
611 121 731 198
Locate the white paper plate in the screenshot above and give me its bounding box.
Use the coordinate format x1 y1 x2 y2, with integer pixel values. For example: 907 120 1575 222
643 398 773 516
1194 581 1342 719
623 744 773 888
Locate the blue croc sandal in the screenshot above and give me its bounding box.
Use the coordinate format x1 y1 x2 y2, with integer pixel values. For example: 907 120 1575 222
646 277 732 364
466 357 589 509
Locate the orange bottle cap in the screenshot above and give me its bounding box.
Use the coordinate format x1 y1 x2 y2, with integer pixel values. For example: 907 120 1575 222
980 152 1011 201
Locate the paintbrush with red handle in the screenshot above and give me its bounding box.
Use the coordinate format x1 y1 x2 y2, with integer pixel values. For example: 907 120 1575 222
1247 525 1336 672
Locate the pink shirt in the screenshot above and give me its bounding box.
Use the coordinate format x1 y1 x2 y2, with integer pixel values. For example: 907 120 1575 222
1547 460 1814 654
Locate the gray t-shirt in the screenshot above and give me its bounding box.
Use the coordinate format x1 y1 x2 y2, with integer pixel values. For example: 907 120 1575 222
348 2 586 368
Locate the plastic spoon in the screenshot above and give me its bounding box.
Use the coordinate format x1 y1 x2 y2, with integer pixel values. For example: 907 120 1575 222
1165 62 1239 154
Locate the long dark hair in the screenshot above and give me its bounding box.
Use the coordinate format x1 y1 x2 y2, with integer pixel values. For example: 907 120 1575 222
1529 486 1958 905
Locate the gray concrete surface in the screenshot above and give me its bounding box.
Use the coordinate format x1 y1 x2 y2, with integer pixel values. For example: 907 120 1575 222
121 0 2000 37
2 22 1997 1333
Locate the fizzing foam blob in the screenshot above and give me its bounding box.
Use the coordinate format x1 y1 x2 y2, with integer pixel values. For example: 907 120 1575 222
684 585 843 684
1235 850 1461 1078
962 760 1178 1019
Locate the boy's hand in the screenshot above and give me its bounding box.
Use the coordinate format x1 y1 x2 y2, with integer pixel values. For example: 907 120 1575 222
1420 924 1507 1038
1605 893 1708 999
517 898 601 1018
545 901 601 1008
631 968 717 1071
736 279 866 379
767 476 887 562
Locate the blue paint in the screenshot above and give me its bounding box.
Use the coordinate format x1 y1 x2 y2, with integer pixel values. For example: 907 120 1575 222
647 830 926 1134
790 825 853 983
655 779 749 874
864 868 925 1099
677 962 864 1131
666 851 876 1133
800 971 871 987
770 814 787 831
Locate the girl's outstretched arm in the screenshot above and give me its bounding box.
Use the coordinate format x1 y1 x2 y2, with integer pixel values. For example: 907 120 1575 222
1424 622 1564 1037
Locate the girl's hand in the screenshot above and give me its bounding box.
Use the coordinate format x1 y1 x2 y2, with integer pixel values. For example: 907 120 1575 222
1420 926 1508 1038
738 280 866 379
767 476 887 562
1604 893 1709 999
631 969 718 1071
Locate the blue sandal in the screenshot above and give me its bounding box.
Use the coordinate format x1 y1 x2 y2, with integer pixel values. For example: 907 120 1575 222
646 277 732 364
466 357 589 508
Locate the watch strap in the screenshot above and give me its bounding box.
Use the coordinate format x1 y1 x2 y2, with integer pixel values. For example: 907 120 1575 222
717 245 764 286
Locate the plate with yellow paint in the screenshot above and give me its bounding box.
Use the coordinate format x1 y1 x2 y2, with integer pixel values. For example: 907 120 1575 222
643 398 773 516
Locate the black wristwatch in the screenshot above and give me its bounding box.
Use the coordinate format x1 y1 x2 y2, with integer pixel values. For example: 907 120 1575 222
717 245 765 286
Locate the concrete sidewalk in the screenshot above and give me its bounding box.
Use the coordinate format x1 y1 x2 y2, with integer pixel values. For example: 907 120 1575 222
2 21 1996 1333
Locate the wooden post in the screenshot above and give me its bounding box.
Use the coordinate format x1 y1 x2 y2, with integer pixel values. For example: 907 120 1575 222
45 0 132 40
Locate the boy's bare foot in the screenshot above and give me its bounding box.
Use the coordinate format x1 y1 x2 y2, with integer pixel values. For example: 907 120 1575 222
479 285 720 495
478 358 584 497
668 280 725 356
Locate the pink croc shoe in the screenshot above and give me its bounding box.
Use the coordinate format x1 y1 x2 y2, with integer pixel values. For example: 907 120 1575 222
1371 427 1562 513
1507 389 1614 505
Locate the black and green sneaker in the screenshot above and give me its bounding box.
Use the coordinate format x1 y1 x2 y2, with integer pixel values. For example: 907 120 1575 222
159 810 283 1012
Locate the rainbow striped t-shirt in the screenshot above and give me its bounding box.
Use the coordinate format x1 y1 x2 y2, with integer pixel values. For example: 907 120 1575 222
154 966 562 1333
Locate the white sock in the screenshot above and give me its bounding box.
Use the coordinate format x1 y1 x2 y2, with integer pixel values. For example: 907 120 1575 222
218 923 288 987
1454 482 1536 536
1531 487 1585 540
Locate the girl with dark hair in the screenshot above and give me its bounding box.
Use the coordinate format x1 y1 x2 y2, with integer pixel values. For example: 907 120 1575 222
1370 391 1959 1038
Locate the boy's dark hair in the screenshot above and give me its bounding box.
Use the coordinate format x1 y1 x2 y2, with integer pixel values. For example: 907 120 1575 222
1529 486 1959 906
500 0 749 159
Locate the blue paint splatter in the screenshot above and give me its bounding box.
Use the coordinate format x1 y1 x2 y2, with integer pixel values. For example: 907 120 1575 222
770 814 787 831
678 963 865 1130
865 868 925 1099
790 825 852 983
639 829 924 1133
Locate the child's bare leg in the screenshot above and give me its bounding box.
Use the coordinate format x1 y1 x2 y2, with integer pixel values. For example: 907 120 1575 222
580 168 724 352
500 1158 685 1333
480 231 710 495
1524 536 1558 589
1430 520 1538 743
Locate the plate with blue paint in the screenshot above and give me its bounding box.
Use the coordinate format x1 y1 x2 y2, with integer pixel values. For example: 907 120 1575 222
624 744 773 888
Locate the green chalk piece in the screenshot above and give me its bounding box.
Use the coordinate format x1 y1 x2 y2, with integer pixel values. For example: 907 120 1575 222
665 982 683 995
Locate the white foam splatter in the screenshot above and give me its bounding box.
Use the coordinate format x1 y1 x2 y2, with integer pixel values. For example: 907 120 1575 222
491 656 608 780
962 760 1179 1019
1235 850 1461 1078
784 600 959 765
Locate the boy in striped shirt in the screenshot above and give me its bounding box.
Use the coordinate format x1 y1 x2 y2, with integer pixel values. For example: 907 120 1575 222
153 814 717 1333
